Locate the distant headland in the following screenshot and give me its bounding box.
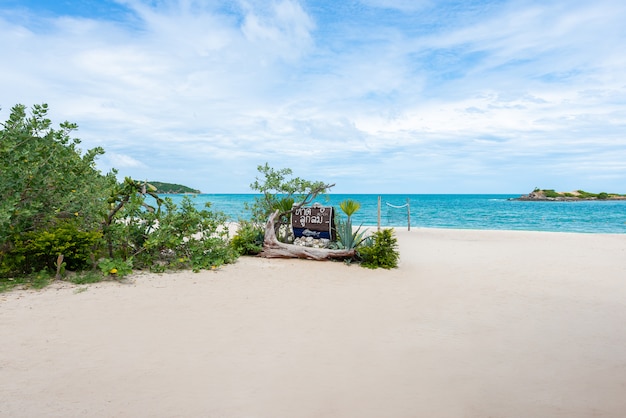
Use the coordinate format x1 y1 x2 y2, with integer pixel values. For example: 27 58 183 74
514 188 626 201
149 181 200 194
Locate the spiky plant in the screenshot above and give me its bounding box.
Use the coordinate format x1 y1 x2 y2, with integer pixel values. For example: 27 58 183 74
339 199 361 223
335 218 368 250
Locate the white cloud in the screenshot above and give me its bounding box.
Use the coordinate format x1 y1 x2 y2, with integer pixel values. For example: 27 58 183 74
1 0 625 193
102 152 147 169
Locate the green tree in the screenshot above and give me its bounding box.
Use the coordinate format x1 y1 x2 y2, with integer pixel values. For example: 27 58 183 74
1 103 114 276
247 163 334 240
1 103 236 284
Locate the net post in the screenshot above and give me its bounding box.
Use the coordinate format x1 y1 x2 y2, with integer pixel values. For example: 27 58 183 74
377 195 381 231
407 198 411 231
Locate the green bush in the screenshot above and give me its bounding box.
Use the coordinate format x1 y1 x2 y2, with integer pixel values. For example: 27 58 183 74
3 222 101 275
543 189 560 198
230 221 264 255
576 190 596 198
358 229 400 269
1 104 238 288
136 196 237 272
98 257 133 278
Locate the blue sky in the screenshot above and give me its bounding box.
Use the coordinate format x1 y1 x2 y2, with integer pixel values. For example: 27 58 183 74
1 0 625 193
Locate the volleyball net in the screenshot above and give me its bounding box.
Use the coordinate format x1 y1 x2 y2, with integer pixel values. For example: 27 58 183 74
378 197 411 230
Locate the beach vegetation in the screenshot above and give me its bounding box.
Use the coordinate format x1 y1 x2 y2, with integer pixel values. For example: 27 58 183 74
69 270 104 285
358 229 400 269
98 257 133 278
126 195 236 272
335 218 368 250
339 199 361 221
9 222 102 274
1 103 237 291
247 163 333 242
1 103 114 281
230 221 264 255
335 199 367 250
543 189 561 198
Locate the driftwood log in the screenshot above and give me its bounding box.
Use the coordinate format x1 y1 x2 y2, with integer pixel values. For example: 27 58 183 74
258 210 355 260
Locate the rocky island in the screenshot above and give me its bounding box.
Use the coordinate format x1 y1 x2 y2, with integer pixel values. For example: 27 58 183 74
515 188 626 201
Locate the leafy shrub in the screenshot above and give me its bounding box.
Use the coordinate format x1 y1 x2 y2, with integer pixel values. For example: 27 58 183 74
543 189 560 198
231 221 264 255
1 103 113 278
5 222 101 275
576 190 596 198
98 257 133 278
358 229 400 269
1 103 238 288
136 196 237 272
597 192 608 200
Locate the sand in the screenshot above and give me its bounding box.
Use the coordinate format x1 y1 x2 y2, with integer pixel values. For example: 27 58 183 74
1 228 625 418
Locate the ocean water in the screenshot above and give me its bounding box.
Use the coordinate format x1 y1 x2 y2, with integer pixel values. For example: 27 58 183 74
156 194 626 234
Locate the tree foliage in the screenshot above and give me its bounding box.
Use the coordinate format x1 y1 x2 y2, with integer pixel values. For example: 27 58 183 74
1 104 235 285
1 104 114 277
247 163 334 241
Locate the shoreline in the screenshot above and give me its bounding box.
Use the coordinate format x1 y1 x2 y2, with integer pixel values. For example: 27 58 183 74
2 228 625 417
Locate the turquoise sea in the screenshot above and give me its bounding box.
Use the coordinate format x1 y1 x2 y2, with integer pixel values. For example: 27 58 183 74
157 194 626 234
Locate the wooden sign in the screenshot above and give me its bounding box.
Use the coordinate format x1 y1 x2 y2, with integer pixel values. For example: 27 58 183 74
292 205 335 240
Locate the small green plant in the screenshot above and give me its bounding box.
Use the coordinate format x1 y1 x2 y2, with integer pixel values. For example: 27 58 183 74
335 199 367 250
230 221 265 255
358 229 400 269
31 269 53 289
98 257 133 278
335 218 368 250
70 270 105 285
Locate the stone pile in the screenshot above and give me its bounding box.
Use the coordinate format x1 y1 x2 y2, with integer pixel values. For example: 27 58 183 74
293 237 331 249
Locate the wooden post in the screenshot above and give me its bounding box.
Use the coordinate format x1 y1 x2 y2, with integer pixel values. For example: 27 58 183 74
407 198 411 231
377 196 381 231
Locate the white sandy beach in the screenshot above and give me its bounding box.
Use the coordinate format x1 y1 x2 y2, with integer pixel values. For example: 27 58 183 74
1 228 626 418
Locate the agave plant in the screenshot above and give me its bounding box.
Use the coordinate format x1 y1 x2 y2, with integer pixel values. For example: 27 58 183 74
339 199 361 223
335 199 365 249
335 218 368 250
